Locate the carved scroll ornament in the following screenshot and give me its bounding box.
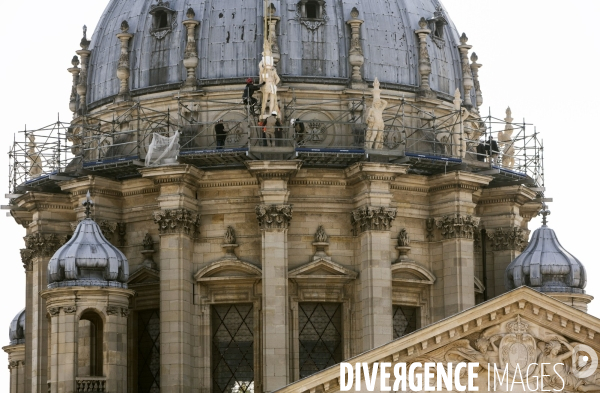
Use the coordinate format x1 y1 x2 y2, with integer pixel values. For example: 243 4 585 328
435 214 479 239
153 208 200 238
351 206 397 234
487 226 526 251
255 204 293 230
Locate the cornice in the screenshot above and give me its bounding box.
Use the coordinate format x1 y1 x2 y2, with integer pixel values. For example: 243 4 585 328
245 160 303 180
344 162 409 184
139 164 204 185
198 180 259 188
427 171 491 194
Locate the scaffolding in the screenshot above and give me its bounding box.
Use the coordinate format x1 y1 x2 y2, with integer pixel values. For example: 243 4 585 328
7 96 545 197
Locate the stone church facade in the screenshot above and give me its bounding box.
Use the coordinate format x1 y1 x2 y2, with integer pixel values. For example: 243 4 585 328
4 0 595 393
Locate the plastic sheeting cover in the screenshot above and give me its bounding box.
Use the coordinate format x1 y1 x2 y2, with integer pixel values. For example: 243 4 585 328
145 131 180 166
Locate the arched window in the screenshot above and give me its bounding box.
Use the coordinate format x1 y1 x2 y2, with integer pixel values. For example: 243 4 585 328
305 1 319 19
78 311 104 377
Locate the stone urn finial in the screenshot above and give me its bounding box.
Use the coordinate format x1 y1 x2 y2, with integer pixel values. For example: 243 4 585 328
312 225 330 260
141 233 157 269
120 20 129 33
350 7 359 19
222 226 239 258
186 7 196 19
395 228 413 263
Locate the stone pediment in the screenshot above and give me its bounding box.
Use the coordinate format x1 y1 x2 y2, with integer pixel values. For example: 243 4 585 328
391 262 436 286
274 286 600 393
194 259 261 283
127 266 159 287
289 258 358 283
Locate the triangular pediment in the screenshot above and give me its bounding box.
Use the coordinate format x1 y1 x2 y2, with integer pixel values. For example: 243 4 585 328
289 258 358 282
274 287 600 393
391 262 436 286
194 258 262 282
127 266 160 286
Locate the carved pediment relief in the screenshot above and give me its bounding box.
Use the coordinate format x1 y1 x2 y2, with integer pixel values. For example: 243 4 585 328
127 266 159 287
275 287 600 393
194 259 261 283
289 258 357 283
391 262 435 286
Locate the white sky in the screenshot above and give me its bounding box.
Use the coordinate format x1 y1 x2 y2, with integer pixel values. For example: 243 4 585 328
0 0 598 388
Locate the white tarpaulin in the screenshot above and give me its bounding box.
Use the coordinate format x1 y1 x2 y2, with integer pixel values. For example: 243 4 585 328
145 131 180 166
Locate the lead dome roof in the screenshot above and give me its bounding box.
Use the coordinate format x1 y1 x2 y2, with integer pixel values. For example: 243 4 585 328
8 308 25 346
87 0 465 105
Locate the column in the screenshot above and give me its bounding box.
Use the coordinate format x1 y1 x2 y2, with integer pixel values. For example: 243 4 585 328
457 33 473 108
115 20 134 102
247 161 301 391
346 7 365 89
2 345 25 393
346 163 406 351
415 17 434 98
141 165 203 393
182 8 200 91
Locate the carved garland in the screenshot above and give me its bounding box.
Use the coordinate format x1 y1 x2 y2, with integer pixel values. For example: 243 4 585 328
435 214 479 239
255 204 293 230
153 208 200 238
351 206 397 234
487 227 526 251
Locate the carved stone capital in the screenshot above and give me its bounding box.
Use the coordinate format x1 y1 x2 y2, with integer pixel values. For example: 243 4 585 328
63 305 77 314
106 306 119 316
23 233 69 259
48 307 60 316
435 214 479 240
20 249 34 271
351 206 397 234
487 226 526 251
153 208 200 238
255 204 293 230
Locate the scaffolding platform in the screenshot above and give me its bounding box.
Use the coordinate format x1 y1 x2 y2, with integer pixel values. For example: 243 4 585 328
295 147 365 167
178 148 249 168
82 156 144 178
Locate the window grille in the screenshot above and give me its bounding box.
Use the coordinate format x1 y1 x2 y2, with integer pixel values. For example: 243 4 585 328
138 309 160 393
298 303 342 379
393 305 418 339
212 304 254 393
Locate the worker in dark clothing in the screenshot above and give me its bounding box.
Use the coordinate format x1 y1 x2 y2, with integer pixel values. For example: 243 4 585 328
215 119 226 148
242 78 264 107
292 118 305 144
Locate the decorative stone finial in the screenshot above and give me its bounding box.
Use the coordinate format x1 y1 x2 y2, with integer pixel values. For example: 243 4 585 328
314 225 328 243
395 228 412 263
434 5 444 18
505 107 513 122
82 190 93 218
460 32 468 44
80 25 90 49
350 7 359 19
83 25 87 40
120 20 129 33
186 7 195 19
268 3 277 16
397 228 410 247
470 52 478 62
71 55 80 67
142 233 154 251
141 233 157 269
418 17 427 29
539 204 551 226
224 226 236 244
182 11 200 91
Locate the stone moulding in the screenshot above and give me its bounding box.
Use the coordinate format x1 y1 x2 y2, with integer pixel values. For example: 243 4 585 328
487 226 526 251
351 206 397 234
153 208 200 238
255 204 293 230
435 214 479 239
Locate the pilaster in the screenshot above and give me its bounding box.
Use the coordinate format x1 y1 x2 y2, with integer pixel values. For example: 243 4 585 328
346 162 407 351
247 160 301 391
427 172 491 320
141 165 203 393
2 344 25 393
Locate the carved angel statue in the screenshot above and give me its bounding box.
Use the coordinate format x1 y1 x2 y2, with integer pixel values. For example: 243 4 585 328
259 43 281 118
314 225 328 243
365 78 388 149
497 106 515 168
27 135 43 177
397 228 410 247
224 226 236 244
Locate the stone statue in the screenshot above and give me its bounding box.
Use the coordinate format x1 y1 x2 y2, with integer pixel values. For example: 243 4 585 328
224 226 236 244
498 106 515 168
314 225 328 243
365 78 388 149
27 135 43 177
397 228 410 247
259 43 281 118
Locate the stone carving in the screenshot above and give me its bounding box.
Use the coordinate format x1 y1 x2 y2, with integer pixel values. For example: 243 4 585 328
48 307 60 316
67 55 80 114
222 226 239 259
121 308 129 317
182 7 200 90
141 233 157 269
435 214 479 239
255 204 293 230
457 33 474 107
351 206 397 234
438 316 600 392
266 8 281 66
498 107 515 169
314 225 329 243
415 17 433 97
106 306 119 316
153 208 200 238
365 78 388 149
117 222 127 246
115 20 133 101
425 218 435 241
397 228 410 247
20 249 34 271
24 233 68 258
8 360 24 369
487 226 526 251
259 42 281 118
27 135 43 177
470 52 483 108
63 305 77 314
473 229 481 251
346 8 365 85
296 1 329 30
224 226 236 244
395 228 412 263
76 25 91 115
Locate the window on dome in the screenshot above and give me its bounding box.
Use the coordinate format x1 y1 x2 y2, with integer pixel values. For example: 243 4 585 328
433 20 444 39
212 304 254 393
305 1 319 19
298 303 342 379
155 10 169 29
393 305 418 339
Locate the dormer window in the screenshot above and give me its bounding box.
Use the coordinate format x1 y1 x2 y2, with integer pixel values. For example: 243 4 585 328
433 20 444 39
155 10 169 29
427 6 448 48
297 0 328 30
149 1 176 40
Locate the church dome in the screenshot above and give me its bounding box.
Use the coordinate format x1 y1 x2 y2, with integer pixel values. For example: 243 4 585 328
86 0 466 106
505 224 586 294
8 308 25 346
47 217 129 289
